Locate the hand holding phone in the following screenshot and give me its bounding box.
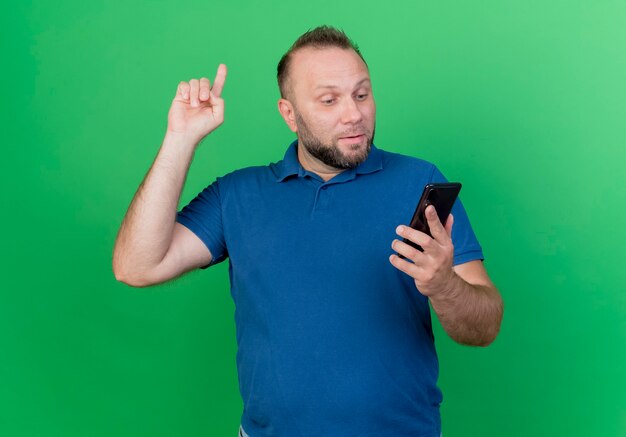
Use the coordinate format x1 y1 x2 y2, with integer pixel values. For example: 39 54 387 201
399 182 461 257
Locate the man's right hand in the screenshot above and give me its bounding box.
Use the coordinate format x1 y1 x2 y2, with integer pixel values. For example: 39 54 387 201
167 64 228 145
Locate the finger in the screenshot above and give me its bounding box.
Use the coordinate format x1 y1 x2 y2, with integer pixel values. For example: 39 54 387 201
189 78 200 107
389 253 423 279
444 213 454 238
391 239 426 264
211 64 227 98
199 77 211 102
425 205 449 243
395 225 433 252
176 81 190 101
208 91 225 122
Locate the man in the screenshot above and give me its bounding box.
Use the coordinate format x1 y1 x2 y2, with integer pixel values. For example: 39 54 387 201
113 25 503 437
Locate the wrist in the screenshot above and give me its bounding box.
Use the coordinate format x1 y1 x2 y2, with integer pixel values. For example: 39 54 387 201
163 129 200 152
430 269 464 304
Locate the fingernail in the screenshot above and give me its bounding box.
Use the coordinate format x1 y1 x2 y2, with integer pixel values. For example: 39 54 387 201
396 225 405 234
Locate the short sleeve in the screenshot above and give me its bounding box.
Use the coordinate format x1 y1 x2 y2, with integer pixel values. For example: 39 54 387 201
175 178 228 269
429 165 484 265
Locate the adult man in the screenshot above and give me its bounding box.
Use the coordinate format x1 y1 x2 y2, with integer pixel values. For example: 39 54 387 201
113 26 503 437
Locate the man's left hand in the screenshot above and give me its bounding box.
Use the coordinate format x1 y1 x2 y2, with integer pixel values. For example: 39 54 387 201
389 205 458 297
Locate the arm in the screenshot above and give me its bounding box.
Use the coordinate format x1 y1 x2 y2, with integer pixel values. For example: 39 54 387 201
389 205 504 346
112 65 228 287
430 260 503 346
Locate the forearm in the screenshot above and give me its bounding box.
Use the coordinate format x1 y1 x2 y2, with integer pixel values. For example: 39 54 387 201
428 273 504 347
112 132 197 281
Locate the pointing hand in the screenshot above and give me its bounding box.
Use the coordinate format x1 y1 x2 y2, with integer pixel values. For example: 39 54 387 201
167 63 228 145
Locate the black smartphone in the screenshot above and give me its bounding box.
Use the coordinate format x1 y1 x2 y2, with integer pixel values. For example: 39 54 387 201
399 182 462 257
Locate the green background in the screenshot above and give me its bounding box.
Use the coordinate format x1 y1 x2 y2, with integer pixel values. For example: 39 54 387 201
2 1 625 436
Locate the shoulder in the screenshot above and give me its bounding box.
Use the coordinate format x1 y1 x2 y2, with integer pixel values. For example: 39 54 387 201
376 146 439 179
221 164 271 180
212 159 282 193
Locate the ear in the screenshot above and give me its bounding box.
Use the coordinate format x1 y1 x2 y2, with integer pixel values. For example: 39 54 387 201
277 98 298 133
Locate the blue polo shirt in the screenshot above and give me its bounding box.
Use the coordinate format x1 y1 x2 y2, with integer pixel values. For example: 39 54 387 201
176 140 483 437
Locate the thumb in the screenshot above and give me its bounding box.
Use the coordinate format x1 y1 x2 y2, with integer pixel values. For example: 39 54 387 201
444 213 454 237
208 91 225 119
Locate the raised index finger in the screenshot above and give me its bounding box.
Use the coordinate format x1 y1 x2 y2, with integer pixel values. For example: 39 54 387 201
211 64 227 97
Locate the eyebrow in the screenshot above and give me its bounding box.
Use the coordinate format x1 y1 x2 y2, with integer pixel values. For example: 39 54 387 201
314 78 371 90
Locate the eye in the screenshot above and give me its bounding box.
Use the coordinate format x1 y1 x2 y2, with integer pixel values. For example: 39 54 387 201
321 98 335 105
355 93 369 101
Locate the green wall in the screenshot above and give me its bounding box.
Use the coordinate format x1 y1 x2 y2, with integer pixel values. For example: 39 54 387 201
2 1 624 436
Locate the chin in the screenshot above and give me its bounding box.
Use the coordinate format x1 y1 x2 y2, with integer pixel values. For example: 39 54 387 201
340 144 371 167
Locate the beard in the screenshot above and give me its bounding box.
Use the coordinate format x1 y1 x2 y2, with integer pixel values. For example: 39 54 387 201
294 109 375 170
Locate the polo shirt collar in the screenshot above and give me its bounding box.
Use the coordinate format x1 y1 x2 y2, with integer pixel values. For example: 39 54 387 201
275 139 383 183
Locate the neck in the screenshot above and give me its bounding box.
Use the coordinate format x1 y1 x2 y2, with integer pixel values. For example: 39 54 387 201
296 142 345 182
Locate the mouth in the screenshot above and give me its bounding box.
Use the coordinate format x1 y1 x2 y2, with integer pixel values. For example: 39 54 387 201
338 134 365 143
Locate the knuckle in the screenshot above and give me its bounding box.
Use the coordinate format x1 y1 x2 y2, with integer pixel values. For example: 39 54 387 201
404 228 417 241
404 243 418 259
422 272 434 283
440 244 452 258
394 240 413 259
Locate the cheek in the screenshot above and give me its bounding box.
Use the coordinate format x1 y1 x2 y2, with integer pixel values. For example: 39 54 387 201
364 102 376 120
309 112 338 132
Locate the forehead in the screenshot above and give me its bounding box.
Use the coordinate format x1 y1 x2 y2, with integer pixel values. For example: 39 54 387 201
289 47 370 91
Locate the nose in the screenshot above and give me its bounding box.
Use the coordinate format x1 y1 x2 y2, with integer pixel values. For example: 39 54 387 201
340 98 363 125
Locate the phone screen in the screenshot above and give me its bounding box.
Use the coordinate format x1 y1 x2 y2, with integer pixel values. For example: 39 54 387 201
400 182 461 255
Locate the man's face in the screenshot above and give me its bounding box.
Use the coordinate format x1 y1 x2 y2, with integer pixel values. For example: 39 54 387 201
284 47 376 169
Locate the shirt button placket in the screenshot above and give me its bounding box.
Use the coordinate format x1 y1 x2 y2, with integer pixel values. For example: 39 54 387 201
312 184 330 215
